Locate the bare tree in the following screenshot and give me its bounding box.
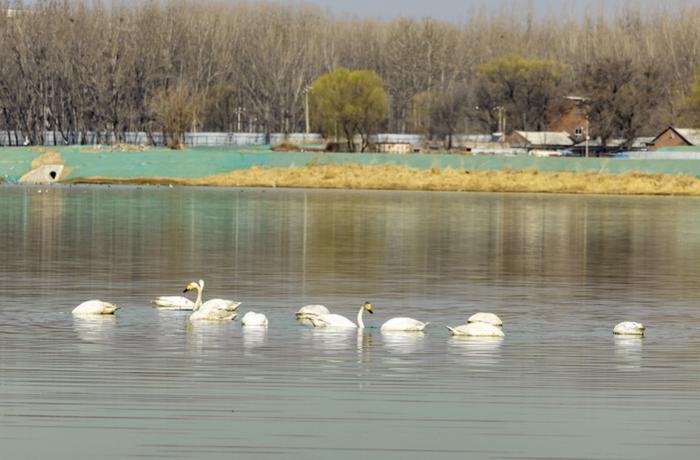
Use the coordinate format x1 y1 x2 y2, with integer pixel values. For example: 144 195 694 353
1 0 699 145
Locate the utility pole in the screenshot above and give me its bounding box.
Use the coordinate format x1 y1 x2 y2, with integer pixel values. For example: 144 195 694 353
303 85 312 135
585 115 590 158
502 107 506 139
235 106 244 132
495 106 506 141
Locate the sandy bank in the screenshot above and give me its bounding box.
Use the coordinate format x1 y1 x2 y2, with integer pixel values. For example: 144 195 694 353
69 164 700 196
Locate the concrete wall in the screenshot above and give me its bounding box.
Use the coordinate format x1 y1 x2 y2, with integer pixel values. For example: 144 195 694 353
0 131 324 147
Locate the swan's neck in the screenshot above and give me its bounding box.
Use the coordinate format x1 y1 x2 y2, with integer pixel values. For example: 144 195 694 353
193 285 203 311
357 306 364 329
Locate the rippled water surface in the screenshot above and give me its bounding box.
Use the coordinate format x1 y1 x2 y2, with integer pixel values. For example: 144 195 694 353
2 185 700 459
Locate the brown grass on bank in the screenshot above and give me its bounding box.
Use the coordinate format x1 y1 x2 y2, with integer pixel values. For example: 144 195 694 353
193 165 700 196
30 150 65 169
271 140 301 152
69 164 700 196
79 144 150 153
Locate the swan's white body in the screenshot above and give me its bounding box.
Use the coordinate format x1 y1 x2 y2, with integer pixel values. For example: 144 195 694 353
72 300 119 316
184 280 240 321
613 321 645 336
447 322 504 337
241 311 269 327
151 296 195 310
467 312 503 327
380 317 429 332
307 302 373 329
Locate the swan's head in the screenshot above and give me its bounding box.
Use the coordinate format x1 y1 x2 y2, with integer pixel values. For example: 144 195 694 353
363 302 374 314
183 281 201 293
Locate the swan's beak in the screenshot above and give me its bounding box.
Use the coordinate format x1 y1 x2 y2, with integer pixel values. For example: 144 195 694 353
365 303 374 314
183 283 195 293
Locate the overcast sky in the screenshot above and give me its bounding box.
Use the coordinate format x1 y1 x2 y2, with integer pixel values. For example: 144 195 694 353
266 0 697 22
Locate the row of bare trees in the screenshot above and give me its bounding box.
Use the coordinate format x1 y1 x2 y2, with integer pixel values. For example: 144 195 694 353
2 0 700 146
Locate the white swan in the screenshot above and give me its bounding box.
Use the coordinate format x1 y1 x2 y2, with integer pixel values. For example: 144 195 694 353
184 280 241 321
153 280 237 311
72 300 119 316
307 302 374 329
241 311 269 327
295 304 331 326
613 321 645 336
151 295 194 310
380 317 429 332
447 322 504 337
296 304 330 318
467 312 503 327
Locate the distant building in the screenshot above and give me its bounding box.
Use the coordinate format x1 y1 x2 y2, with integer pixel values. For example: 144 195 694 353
4 8 26 17
547 96 589 142
450 134 506 153
375 142 413 154
650 127 700 150
572 137 653 156
506 131 574 151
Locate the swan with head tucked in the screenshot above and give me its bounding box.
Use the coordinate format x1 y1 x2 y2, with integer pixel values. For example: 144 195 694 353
613 321 645 336
306 302 374 329
447 322 504 337
467 312 503 327
184 280 241 321
72 300 119 316
151 295 195 310
295 304 331 326
381 317 429 332
241 311 268 327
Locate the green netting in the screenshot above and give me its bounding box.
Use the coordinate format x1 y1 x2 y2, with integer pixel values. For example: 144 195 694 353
3 146 700 183
656 146 700 152
0 148 38 182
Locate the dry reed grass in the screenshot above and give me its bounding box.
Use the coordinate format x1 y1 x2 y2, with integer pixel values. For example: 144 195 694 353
271 140 301 152
70 165 700 196
30 150 64 169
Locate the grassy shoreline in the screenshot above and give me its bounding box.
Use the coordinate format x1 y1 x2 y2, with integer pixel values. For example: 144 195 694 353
68 164 700 196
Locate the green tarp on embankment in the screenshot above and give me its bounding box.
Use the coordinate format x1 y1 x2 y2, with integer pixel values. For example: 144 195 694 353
3 146 700 183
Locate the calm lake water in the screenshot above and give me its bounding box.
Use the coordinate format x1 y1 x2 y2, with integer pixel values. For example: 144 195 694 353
2 185 700 459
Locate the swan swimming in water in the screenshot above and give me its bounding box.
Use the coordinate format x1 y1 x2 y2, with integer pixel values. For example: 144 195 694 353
153 280 237 311
184 280 241 321
241 311 269 327
380 317 429 332
447 322 505 337
72 300 119 316
613 321 645 336
306 302 374 329
467 312 503 327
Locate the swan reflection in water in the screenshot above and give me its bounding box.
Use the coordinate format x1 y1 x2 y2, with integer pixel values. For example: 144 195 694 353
449 336 504 368
614 336 643 371
184 320 232 353
73 315 116 349
381 331 426 355
307 327 358 353
356 330 373 364
243 327 268 350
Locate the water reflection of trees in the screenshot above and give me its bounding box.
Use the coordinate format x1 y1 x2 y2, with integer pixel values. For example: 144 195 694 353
7 188 700 306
